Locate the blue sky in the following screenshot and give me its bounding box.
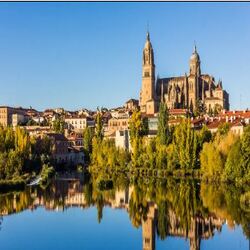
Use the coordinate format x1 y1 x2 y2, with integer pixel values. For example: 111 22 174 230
0 2 249 111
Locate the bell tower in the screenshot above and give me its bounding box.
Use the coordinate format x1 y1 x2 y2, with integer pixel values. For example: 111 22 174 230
189 45 201 110
140 32 156 113
190 45 201 77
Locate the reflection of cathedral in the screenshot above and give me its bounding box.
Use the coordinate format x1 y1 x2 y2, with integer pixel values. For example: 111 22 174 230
0 180 226 250
142 203 223 250
142 203 156 250
140 32 230 114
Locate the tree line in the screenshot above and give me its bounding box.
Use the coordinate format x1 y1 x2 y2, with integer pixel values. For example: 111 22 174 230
0 126 52 181
86 103 249 186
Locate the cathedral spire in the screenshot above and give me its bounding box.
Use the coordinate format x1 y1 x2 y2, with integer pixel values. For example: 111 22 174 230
193 40 197 53
147 31 150 41
140 31 156 113
190 43 201 76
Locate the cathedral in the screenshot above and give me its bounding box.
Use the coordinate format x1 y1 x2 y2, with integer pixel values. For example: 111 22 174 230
139 32 230 115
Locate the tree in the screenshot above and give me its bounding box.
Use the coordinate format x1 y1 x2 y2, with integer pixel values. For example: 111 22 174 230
95 110 103 141
83 127 94 161
240 125 250 173
173 119 198 170
200 142 224 180
52 117 65 134
217 122 230 136
223 139 242 183
223 126 250 185
197 125 212 152
194 99 206 117
157 103 170 145
129 110 143 142
128 110 144 167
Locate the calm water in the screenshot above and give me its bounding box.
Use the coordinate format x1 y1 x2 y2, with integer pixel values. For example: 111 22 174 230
0 173 249 250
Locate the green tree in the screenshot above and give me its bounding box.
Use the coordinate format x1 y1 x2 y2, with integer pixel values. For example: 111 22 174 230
52 117 65 134
173 119 198 170
157 103 170 145
95 110 103 141
197 125 212 151
200 142 224 180
194 99 206 117
128 110 144 167
83 127 94 161
129 110 143 141
223 139 242 183
240 126 250 175
217 122 230 136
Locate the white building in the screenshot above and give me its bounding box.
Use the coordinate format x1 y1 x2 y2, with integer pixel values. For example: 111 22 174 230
65 116 95 132
115 130 130 151
12 113 27 127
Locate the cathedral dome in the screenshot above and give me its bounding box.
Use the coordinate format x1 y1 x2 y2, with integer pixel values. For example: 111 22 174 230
190 45 200 61
144 32 153 49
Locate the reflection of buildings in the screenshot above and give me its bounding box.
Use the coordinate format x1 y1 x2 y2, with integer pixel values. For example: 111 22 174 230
110 187 133 209
33 179 87 211
142 204 224 250
1 181 225 250
142 203 156 250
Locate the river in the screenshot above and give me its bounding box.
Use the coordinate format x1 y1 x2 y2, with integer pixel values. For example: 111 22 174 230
0 173 249 250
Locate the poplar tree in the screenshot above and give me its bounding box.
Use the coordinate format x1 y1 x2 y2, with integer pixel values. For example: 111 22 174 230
173 119 198 170
157 103 169 145
128 110 143 167
83 127 93 161
95 109 103 141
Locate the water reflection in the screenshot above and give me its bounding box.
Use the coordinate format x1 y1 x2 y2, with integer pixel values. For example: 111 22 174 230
0 173 249 250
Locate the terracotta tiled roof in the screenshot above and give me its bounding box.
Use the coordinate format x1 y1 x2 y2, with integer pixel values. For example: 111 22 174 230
219 110 250 118
207 118 245 130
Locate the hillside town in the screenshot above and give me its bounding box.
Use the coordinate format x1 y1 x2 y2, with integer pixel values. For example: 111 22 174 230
0 101 249 167
0 32 249 167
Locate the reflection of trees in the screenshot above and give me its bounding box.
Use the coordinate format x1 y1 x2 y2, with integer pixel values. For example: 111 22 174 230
156 200 168 240
201 182 250 238
0 189 34 215
0 174 249 247
170 180 199 237
96 193 104 223
129 184 148 228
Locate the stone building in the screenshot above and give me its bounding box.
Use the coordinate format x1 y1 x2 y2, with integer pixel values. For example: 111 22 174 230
0 106 27 127
139 32 230 114
65 115 95 132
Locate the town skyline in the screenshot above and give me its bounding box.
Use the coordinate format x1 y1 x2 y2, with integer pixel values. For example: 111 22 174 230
0 3 250 111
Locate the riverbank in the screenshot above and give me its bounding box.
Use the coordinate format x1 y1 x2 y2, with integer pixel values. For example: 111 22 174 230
0 179 25 193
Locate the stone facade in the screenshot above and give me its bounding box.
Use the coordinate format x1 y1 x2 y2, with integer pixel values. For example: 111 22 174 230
0 106 26 127
139 32 157 115
65 115 95 132
140 33 230 114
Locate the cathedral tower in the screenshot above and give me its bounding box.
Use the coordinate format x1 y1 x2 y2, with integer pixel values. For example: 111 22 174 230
189 45 201 110
140 32 156 113
190 45 201 76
